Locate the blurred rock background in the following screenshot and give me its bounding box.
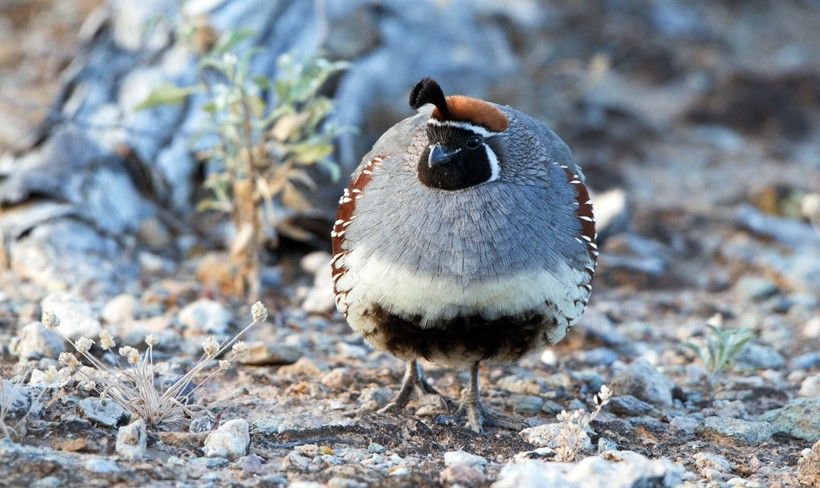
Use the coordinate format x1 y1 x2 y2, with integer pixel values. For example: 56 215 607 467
0 0 818 298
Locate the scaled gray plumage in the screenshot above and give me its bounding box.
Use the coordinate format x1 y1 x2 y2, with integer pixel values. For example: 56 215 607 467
331 79 596 432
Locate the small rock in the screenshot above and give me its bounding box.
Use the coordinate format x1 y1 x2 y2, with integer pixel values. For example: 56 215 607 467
157 431 208 449
236 342 301 365
55 415 94 436
760 398 820 442
540 349 558 366
579 347 620 366
797 440 820 487
735 204 820 250
236 453 264 475
734 276 779 301
178 298 231 336
541 400 564 416
798 373 820 398
203 419 250 460
301 251 334 314
9 321 65 360
101 293 141 324
390 467 411 476
276 414 355 436
29 366 63 386
84 457 121 474
733 343 785 370
327 477 367 488
440 465 487 486
610 358 674 408
696 417 773 445
278 356 326 377
711 400 749 420
31 476 61 488
78 397 128 428
190 456 229 469
790 352 820 370
295 444 320 457
281 450 311 471
336 341 368 360
0 380 30 419
574 371 603 392
510 395 544 416
498 375 542 395
301 251 331 274
116 419 147 460
694 452 733 481
669 415 698 433
253 416 284 434
597 437 618 454
321 368 356 389
359 386 392 410
804 317 820 340
609 395 659 417
367 443 386 454
492 451 683 488
41 292 102 340
138 251 173 275
444 450 488 471
121 316 175 347
136 216 173 249
520 423 592 450
591 187 629 240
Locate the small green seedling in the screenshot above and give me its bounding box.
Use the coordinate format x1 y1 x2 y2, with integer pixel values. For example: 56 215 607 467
683 314 755 388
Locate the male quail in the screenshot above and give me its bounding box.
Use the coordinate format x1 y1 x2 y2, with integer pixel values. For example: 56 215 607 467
331 78 597 433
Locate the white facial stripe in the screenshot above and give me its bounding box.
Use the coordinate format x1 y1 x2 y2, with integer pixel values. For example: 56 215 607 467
484 144 500 182
427 118 500 138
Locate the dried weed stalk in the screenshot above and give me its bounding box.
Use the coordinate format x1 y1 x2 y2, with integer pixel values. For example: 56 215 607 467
44 302 267 426
554 384 612 463
0 360 44 442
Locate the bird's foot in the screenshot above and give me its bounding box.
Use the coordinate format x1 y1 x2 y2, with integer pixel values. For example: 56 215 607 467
431 361 524 433
431 397 522 433
379 360 454 414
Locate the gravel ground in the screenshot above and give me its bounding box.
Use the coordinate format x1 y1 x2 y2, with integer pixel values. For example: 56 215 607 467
0 1 819 487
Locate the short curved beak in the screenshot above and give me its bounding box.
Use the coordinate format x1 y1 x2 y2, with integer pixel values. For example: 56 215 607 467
428 143 458 167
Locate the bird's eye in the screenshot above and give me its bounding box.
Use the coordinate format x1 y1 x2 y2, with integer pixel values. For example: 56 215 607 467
465 135 482 149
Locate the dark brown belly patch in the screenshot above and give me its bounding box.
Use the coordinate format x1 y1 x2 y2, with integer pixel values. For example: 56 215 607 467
360 304 562 365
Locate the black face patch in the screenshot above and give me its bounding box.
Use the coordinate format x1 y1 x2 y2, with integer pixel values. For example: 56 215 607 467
417 125 497 191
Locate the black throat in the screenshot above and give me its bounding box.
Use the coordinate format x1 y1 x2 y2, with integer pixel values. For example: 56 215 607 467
416 125 499 191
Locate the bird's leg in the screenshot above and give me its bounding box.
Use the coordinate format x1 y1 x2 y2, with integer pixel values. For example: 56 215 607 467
380 359 453 413
432 361 523 433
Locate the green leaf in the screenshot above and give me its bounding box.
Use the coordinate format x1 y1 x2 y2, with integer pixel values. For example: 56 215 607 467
133 83 199 111
211 28 255 56
315 158 341 183
288 142 333 164
252 76 271 91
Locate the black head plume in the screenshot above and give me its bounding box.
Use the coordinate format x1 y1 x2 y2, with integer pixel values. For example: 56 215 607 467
409 77 448 116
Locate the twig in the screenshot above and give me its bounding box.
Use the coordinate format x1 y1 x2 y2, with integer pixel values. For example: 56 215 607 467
259 437 364 449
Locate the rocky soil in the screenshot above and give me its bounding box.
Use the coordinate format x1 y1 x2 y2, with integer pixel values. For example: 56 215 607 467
1 1 819 487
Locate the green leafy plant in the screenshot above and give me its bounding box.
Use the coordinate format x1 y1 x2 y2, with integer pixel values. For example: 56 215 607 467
683 314 755 388
43 303 267 426
137 26 349 299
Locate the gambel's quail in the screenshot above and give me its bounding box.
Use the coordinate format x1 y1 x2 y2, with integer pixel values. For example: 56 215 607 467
331 78 597 433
